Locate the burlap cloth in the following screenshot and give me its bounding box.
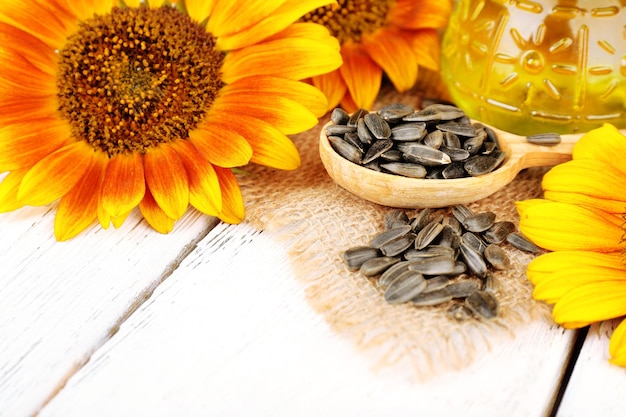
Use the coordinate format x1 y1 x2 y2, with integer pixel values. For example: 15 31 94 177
237 81 553 379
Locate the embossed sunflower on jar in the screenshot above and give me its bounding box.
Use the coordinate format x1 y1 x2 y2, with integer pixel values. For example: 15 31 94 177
0 0 342 240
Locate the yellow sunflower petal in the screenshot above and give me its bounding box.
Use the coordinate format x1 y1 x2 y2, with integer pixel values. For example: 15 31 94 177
214 166 244 224
218 75 328 120
573 124 626 174
188 123 253 168
222 26 341 82
543 191 626 215
101 152 145 218
110 210 132 229
518 200 624 252
139 186 176 234
144 144 189 220
184 0 215 23
362 28 418 92
214 87 318 135
60 0 117 20
515 198 551 217
532 262 626 305
54 151 108 241
171 139 222 216
220 113 300 170
0 168 29 212
340 43 382 110
553 281 626 326
17 141 94 206
214 0 335 50
610 319 626 367
387 0 452 30
0 118 71 171
311 70 347 113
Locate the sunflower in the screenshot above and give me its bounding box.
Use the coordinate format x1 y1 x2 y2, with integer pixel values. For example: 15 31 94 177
0 0 342 240
300 0 452 112
516 124 626 366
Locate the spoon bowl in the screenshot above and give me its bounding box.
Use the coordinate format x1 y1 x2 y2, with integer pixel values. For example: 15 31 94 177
319 121 620 208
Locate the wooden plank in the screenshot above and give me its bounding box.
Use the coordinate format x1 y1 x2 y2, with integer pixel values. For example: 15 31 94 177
0 205 217 417
37 223 577 417
556 321 626 416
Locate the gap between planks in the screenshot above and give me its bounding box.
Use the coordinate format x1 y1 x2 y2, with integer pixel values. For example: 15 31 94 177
33 217 221 417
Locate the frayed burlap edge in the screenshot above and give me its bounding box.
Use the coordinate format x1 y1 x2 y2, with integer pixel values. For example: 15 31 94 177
237 86 553 380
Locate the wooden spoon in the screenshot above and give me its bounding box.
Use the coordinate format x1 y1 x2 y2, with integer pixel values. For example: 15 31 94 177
319 121 616 208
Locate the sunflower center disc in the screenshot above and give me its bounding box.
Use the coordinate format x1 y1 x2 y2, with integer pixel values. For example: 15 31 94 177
302 0 393 43
56 6 225 156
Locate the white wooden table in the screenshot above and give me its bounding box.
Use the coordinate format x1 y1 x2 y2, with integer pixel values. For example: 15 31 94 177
1 186 625 416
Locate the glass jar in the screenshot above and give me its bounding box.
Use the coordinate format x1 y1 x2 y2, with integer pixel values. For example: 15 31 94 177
441 0 626 135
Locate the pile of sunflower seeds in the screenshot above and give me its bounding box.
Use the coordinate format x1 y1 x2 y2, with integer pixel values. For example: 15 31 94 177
342 206 541 320
326 103 507 179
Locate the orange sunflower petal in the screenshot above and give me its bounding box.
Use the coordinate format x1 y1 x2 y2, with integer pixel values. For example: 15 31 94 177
407 29 441 71
387 0 452 30
340 43 382 110
207 0 284 40
225 75 329 118
188 123 253 168
0 168 29 212
215 113 300 170
170 139 222 216
362 28 418 92
215 0 336 50
18 141 95 206
0 22 58 74
214 167 244 224
144 144 189 220
311 70 347 113
54 150 108 241
214 86 318 135
139 185 176 234
101 152 145 218
222 24 342 82
0 118 71 171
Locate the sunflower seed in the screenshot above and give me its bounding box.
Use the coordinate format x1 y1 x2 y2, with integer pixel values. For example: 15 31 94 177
380 162 427 178
507 232 541 253
441 146 471 162
446 279 480 298
379 260 413 288
484 244 510 270
443 131 462 148
407 256 457 275
451 204 474 223
463 132 485 155
380 233 417 257
330 107 350 125
344 131 365 152
482 272 499 292
391 122 427 141
360 256 401 277
403 144 451 166
370 225 412 248
465 290 499 319
462 232 486 254
328 135 362 164
326 124 355 136
460 242 488 278
404 245 455 260
482 221 516 244
526 132 561 145
423 130 444 148
362 139 394 164
364 113 392 139
415 221 444 249
347 108 369 127
409 208 431 232
379 149 403 162
423 275 451 292
462 212 496 232
437 121 476 137
464 155 500 176
384 270 427 304
357 118 375 145
441 162 466 179
377 102 415 121
411 288 453 306
343 246 380 271
384 209 409 229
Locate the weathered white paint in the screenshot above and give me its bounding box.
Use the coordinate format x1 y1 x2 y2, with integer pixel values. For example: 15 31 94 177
36 223 577 417
557 321 626 417
0 206 216 417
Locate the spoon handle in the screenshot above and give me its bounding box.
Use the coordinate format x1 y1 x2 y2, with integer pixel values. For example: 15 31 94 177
501 130 581 169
